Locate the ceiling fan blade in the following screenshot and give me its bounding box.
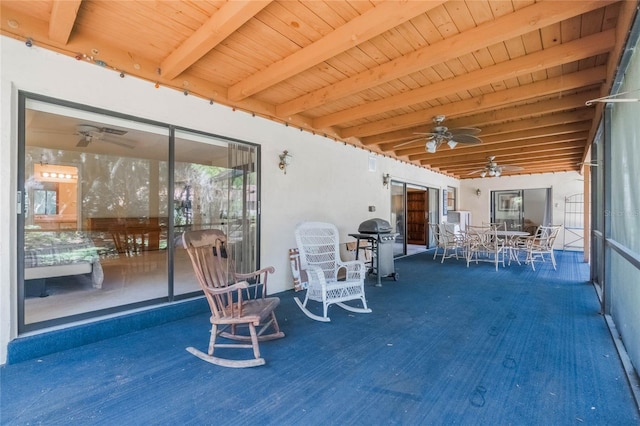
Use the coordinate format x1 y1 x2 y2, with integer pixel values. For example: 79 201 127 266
100 127 128 136
466 169 485 175
394 138 425 148
102 137 136 149
449 127 481 135
76 137 91 147
451 134 482 144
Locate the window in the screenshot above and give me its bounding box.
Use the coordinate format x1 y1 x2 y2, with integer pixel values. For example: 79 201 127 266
446 186 456 212
33 188 57 215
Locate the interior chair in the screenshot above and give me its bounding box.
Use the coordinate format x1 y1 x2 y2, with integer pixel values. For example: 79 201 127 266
465 224 505 271
294 221 371 322
524 225 562 271
182 229 284 367
111 226 148 256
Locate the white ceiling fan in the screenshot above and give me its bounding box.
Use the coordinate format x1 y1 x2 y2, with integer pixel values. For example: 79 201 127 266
468 156 524 178
75 125 135 149
394 115 482 153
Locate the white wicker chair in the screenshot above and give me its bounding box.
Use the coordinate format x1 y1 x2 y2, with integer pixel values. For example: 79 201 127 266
294 222 372 322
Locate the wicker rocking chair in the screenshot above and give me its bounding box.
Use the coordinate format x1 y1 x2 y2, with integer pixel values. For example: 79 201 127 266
294 221 372 322
182 229 284 368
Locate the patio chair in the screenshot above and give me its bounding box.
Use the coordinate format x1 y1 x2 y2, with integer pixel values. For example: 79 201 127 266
439 223 465 263
294 221 372 322
429 223 443 260
524 225 562 271
182 229 284 368
465 224 505 271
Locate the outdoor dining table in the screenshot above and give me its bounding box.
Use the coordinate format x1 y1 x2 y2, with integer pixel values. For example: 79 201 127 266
495 230 530 264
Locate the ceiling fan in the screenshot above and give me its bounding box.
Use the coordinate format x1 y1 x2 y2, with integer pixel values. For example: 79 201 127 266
468 156 524 178
76 125 135 149
395 115 482 153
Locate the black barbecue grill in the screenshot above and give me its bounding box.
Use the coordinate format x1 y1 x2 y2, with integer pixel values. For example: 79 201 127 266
349 218 399 286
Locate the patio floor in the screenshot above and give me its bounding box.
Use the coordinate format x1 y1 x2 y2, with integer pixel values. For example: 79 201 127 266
2 250 639 425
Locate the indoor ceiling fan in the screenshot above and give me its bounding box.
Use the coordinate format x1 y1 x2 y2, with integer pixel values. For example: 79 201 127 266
468 156 524 178
75 124 135 149
395 115 482 153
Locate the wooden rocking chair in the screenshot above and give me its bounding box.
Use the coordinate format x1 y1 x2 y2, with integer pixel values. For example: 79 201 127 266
294 221 372 322
182 229 284 368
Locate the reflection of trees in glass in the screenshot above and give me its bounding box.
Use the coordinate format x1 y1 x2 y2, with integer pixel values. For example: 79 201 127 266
80 154 166 218
175 163 225 226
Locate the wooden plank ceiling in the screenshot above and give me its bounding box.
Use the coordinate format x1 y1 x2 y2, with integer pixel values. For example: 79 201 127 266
2 0 638 179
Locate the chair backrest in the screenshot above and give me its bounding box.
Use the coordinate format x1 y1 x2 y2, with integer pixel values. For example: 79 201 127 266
294 222 340 280
535 225 562 249
111 227 145 256
466 225 496 248
484 222 507 231
429 223 442 245
440 223 459 244
182 229 235 318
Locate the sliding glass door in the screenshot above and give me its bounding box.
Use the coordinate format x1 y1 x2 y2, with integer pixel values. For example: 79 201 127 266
491 189 551 232
18 94 259 332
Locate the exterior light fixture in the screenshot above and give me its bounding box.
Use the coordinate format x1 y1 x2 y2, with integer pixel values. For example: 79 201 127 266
382 173 390 188
279 150 292 174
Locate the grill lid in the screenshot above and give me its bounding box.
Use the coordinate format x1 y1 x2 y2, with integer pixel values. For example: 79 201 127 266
358 218 392 234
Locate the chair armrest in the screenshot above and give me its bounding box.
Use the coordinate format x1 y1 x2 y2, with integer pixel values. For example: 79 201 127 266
302 264 327 287
234 266 275 280
202 280 248 296
235 266 275 298
338 260 366 280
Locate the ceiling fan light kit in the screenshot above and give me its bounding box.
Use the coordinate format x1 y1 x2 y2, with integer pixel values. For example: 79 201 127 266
470 156 522 178
394 115 482 154
74 124 134 149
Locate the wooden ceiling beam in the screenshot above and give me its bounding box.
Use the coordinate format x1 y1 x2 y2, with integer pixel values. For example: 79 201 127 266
410 132 588 162
342 66 606 138
277 0 615 117
48 0 82 44
360 90 598 146
478 110 595 137
418 142 587 166
161 1 272 80
384 121 592 153
426 148 585 169
313 29 614 128
442 154 585 173
228 0 445 101
453 155 584 172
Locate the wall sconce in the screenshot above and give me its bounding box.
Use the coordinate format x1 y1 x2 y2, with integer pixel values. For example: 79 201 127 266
476 188 482 197
279 150 292 174
382 173 390 188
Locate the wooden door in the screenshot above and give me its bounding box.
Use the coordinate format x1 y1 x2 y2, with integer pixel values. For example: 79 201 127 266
407 191 427 244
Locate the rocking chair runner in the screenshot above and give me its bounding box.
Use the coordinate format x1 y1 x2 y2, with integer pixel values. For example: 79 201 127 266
182 229 284 368
294 221 372 322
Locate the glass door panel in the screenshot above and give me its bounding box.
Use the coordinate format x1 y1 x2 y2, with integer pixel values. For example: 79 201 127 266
22 99 170 327
173 130 258 296
391 181 405 257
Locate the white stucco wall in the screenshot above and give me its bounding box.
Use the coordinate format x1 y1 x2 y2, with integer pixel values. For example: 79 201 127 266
0 36 459 363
